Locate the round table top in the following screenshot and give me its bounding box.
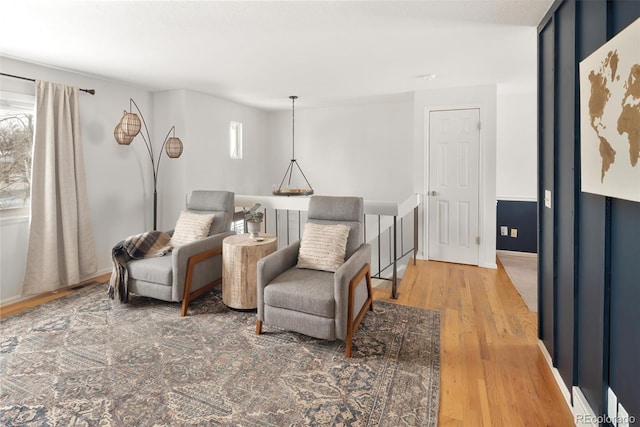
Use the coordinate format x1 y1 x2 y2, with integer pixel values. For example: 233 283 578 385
223 233 277 247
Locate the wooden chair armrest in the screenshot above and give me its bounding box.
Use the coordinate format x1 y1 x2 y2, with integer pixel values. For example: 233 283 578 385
181 245 223 316
345 262 373 357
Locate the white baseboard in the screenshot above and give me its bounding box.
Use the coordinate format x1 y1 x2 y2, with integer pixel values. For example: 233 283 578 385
496 249 538 258
538 340 573 417
0 268 110 307
573 386 598 427
479 261 498 269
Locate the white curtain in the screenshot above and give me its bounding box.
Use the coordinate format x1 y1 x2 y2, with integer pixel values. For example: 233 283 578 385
22 80 97 295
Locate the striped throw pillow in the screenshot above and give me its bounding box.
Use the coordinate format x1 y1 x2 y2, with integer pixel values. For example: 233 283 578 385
169 211 214 247
297 223 350 272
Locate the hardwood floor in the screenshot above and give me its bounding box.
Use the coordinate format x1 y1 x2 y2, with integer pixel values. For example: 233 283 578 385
373 259 574 426
2 261 573 426
0 274 110 318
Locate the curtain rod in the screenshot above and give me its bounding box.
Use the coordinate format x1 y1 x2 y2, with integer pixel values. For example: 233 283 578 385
0 72 96 95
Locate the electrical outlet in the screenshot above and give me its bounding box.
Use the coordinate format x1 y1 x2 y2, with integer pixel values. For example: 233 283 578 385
617 403 630 427
608 387 618 426
545 190 552 208
500 226 508 236
510 228 518 238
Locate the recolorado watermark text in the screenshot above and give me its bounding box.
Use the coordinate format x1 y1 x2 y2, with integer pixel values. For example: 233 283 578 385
576 414 636 425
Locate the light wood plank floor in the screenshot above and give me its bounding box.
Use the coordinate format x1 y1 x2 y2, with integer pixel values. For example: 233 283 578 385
2 260 574 426
373 259 574 426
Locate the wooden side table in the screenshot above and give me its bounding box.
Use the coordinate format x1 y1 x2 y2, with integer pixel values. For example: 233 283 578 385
222 234 277 309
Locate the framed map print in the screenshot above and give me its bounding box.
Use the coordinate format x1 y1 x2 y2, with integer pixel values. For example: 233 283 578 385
579 17 640 202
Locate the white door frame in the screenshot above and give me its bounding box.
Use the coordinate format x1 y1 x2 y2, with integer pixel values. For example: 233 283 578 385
422 103 497 269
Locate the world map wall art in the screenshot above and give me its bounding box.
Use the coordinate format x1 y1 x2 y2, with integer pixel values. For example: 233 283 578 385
579 17 640 202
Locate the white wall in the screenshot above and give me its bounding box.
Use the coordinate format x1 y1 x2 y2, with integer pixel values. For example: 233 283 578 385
267 97 414 202
0 58 536 302
155 89 272 229
496 91 537 200
154 90 187 231
495 25 537 201
413 84 498 268
0 56 154 303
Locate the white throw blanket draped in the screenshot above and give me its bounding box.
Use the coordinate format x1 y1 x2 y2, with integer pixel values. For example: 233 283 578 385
22 80 97 295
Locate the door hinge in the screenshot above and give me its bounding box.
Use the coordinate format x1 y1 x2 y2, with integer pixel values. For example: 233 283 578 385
477 122 481 130
476 236 480 245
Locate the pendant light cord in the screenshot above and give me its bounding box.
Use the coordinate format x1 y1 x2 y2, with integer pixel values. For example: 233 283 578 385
291 95 296 160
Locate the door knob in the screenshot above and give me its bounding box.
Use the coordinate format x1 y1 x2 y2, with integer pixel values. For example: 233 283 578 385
430 191 438 196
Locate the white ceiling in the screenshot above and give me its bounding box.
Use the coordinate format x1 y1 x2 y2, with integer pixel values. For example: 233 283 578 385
0 0 552 110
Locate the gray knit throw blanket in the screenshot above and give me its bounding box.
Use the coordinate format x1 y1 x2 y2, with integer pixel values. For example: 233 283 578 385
108 231 172 303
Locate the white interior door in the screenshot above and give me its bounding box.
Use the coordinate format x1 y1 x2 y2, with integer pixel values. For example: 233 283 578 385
428 109 480 265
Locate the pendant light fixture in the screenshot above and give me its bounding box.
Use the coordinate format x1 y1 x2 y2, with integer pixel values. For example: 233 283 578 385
273 95 314 196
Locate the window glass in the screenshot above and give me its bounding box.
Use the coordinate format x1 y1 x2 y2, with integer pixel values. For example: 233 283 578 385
0 91 34 212
230 121 243 159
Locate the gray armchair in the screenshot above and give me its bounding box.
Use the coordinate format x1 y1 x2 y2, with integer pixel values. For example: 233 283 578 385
256 196 373 357
126 190 235 316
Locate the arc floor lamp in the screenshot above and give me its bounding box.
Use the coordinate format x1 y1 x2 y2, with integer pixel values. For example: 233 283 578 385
114 98 183 230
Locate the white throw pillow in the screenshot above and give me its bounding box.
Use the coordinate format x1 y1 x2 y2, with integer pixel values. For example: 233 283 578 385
297 223 350 272
169 211 215 247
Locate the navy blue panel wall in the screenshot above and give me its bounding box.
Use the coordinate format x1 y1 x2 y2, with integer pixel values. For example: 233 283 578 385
577 194 608 415
496 200 537 253
555 0 577 390
609 200 640 419
538 15 556 356
607 1 640 421
538 0 640 421
575 0 608 417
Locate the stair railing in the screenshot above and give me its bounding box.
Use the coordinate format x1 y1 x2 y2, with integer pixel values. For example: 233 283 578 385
234 194 421 299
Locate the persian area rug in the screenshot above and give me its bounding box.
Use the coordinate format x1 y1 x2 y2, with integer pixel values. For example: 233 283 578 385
0 284 440 426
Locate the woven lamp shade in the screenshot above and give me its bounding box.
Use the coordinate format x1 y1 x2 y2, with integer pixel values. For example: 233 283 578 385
165 137 183 158
121 112 142 136
114 123 134 145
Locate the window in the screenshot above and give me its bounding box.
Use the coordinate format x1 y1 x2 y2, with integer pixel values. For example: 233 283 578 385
230 121 243 159
231 210 245 234
0 91 34 213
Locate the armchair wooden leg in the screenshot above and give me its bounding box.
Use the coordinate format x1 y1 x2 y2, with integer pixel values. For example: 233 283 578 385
180 297 190 317
256 320 263 335
181 263 194 317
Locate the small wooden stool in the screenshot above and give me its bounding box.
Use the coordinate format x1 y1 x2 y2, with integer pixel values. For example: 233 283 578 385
222 234 277 309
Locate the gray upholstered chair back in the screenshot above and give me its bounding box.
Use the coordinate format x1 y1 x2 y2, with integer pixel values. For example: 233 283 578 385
187 190 235 235
306 195 364 259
